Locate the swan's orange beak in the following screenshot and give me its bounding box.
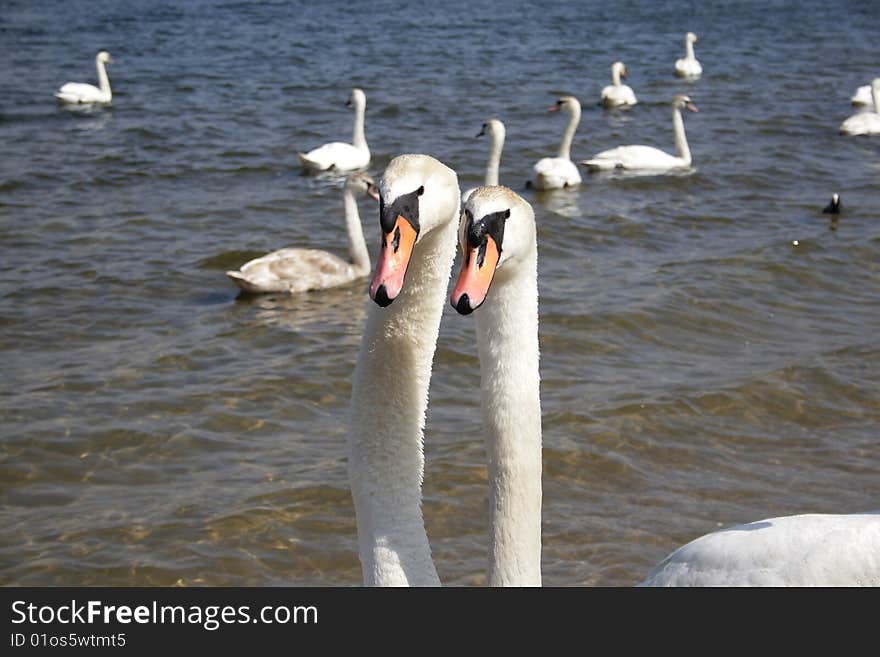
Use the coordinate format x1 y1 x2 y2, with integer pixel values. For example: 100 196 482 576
450 235 500 315
370 216 418 307
686 102 699 112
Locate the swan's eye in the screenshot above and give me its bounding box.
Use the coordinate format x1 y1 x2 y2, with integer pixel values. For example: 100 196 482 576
556 100 563 107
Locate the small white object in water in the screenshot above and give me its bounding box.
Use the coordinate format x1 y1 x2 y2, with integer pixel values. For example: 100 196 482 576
792 240 800 246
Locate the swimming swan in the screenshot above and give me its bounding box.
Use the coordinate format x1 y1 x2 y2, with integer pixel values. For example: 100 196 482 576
298 88 371 172
225 173 378 294
674 32 702 79
581 95 698 172
840 78 880 135
55 51 114 104
530 96 583 190
462 118 506 205
601 61 638 108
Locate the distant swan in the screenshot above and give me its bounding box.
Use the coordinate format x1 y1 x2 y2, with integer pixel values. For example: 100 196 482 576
640 512 880 586
298 88 370 172
674 32 702 79
463 118 506 204
840 78 880 135
851 84 873 106
55 51 113 104
529 96 582 190
581 94 698 172
601 62 637 108
226 172 378 294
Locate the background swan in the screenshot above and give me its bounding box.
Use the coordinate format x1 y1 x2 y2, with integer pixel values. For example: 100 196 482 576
674 32 702 78
601 61 638 108
451 186 542 586
225 172 378 294
530 96 583 190
347 154 461 586
462 118 506 205
840 78 880 135
851 84 873 106
581 94 698 171
298 88 370 172
640 512 880 586
54 51 113 104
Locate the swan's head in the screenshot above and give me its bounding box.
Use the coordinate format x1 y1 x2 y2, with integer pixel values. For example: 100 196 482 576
548 95 581 115
97 51 113 64
477 118 506 141
686 32 698 44
346 88 366 109
612 61 628 79
346 171 379 201
673 94 698 112
451 186 535 315
369 154 460 307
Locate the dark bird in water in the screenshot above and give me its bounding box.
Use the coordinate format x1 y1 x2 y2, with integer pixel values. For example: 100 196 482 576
823 193 841 214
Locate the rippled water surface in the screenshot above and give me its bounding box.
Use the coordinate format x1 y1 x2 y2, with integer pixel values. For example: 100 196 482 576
2 0 879 586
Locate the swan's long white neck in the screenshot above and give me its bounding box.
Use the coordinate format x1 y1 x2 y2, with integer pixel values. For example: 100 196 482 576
611 65 622 87
485 129 505 187
347 218 458 586
343 187 370 275
476 248 542 586
96 57 111 98
673 106 692 165
557 105 581 161
352 99 368 151
685 38 696 60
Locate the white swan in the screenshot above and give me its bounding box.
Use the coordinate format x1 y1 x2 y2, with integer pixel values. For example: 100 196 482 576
640 512 880 586
225 172 378 294
298 88 370 172
580 94 698 172
530 96 583 190
674 32 702 79
840 78 880 135
601 61 638 108
450 186 542 586
54 51 113 104
347 154 461 586
462 118 506 205
851 84 873 106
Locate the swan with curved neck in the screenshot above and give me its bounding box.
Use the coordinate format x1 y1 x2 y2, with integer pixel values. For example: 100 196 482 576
225 173 378 294
450 186 542 586
530 96 583 190
55 51 113 104
601 62 638 108
298 88 370 172
347 154 461 586
462 118 506 205
674 32 702 79
581 94 698 172
840 78 880 135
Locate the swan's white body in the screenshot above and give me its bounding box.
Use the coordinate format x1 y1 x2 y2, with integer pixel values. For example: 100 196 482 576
601 62 637 108
640 512 880 586
451 187 542 586
851 84 872 106
581 95 697 171
462 118 506 205
674 32 702 79
347 154 461 586
226 173 377 294
55 51 113 104
298 88 370 172
840 78 880 135
530 96 582 190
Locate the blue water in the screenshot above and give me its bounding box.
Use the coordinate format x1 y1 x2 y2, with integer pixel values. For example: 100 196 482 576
1 0 878 585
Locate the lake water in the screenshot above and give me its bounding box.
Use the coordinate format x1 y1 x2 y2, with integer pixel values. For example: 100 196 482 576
1 0 878 586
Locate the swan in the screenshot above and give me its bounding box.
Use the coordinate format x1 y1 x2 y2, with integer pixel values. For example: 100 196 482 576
298 88 370 172
462 118 506 205
601 61 638 108
347 154 461 586
851 84 873 106
450 186 542 586
529 96 583 190
640 513 880 586
580 94 698 172
225 172 378 294
840 78 880 135
674 32 702 79
54 51 113 104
